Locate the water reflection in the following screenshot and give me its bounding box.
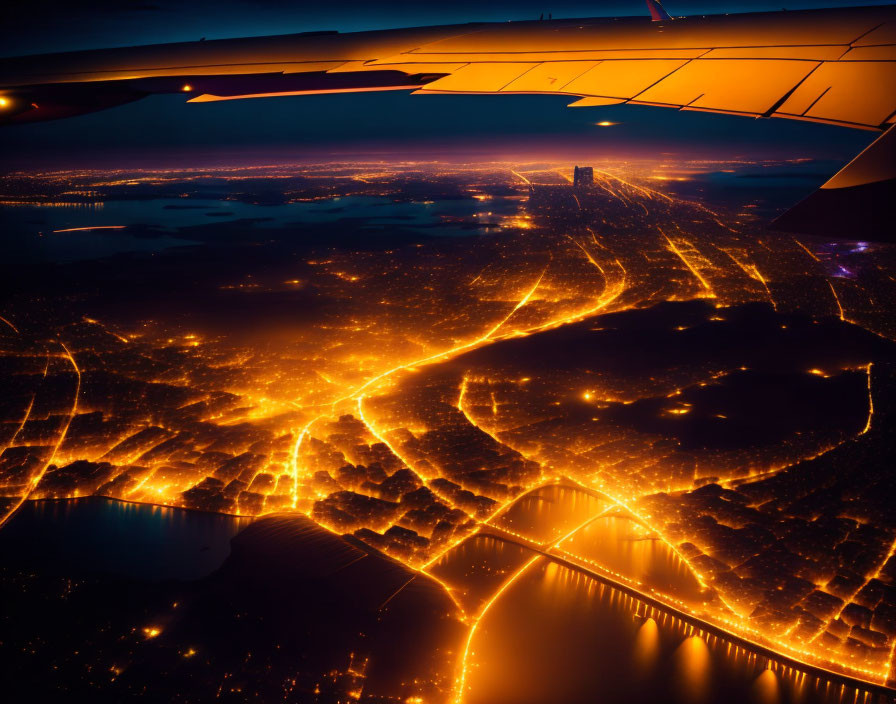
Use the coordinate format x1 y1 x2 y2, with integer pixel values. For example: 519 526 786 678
492 485 610 544
557 513 706 605
674 635 712 704
753 668 782 704
634 616 661 674
463 560 890 704
429 534 531 613
1 194 519 263
0 496 251 580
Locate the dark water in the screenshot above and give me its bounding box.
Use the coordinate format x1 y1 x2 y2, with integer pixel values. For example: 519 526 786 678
0 497 251 580
661 163 836 220
0 496 892 703
433 485 895 704
432 488 895 704
462 560 892 704
0 195 519 262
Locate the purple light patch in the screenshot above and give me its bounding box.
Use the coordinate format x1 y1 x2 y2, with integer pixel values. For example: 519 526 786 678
834 265 853 278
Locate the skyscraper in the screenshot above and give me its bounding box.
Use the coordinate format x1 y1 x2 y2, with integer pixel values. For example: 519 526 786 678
573 166 594 188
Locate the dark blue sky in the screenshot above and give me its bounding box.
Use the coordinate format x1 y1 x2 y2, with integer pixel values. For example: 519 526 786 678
1 0 885 167
6 0 894 55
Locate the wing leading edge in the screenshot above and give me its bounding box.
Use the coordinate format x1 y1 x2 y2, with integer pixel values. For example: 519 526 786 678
1 6 894 130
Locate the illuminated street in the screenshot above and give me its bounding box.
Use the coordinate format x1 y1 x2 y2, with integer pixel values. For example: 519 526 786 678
0 156 895 702
2 0 896 700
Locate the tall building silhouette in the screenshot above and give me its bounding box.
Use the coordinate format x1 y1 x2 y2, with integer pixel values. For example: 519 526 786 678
573 166 594 188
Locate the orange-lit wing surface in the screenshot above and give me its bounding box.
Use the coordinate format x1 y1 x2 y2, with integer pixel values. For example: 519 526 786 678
1 5 895 130
402 6 896 130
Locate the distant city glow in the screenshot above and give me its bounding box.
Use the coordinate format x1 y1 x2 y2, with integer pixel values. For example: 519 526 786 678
0 157 893 703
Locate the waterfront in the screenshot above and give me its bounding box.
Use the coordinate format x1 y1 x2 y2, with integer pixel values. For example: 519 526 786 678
0 496 250 580
465 558 887 704
1 159 895 702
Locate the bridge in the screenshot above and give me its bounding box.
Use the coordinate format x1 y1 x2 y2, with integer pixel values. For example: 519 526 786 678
436 476 896 696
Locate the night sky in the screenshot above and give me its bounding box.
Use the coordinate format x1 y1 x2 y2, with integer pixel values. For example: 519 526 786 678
1 0 887 167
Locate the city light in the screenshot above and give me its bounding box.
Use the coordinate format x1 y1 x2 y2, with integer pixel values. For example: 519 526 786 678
3 0 896 700
0 157 893 702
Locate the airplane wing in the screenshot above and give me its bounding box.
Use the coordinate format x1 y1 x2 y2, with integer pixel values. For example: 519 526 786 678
1 4 895 237
1 6 894 130
398 6 896 133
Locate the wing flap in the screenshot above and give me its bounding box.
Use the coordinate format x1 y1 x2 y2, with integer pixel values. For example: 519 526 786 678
567 97 625 107
774 61 896 128
561 59 687 100
500 61 600 93
416 63 538 93
635 59 820 115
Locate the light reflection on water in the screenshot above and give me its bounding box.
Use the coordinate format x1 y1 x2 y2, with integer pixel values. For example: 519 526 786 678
559 514 707 605
0 195 520 262
493 485 610 544
449 485 890 704
0 496 251 580
464 560 890 704
430 534 532 613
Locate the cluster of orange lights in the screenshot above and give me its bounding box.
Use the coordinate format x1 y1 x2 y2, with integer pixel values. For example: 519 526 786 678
0 161 892 701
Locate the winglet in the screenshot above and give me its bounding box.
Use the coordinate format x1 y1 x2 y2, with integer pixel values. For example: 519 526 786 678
646 0 672 21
